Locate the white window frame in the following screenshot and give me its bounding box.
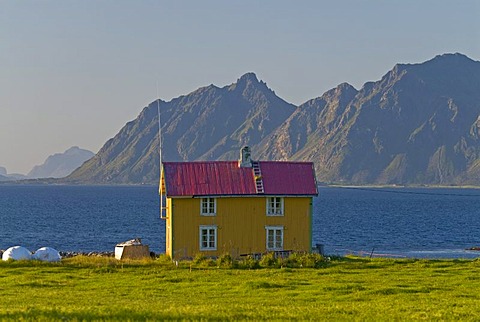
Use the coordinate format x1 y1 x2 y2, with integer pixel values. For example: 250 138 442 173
200 197 216 216
265 226 284 251
266 197 284 216
199 225 217 251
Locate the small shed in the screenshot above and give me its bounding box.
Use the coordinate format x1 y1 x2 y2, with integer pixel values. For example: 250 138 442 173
115 238 150 260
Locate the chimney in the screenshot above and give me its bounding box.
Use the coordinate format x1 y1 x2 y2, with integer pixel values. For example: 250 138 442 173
239 146 252 168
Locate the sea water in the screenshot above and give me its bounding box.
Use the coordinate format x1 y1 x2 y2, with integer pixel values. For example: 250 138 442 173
1 185 479 258
314 187 480 258
0 185 163 253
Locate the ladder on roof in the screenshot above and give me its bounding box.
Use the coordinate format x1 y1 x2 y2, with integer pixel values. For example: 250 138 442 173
159 171 168 219
252 161 264 194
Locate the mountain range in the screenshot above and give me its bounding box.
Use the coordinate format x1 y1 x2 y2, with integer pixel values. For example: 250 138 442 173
1 147 94 182
28 146 94 179
0 166 28 181
66 53 480 185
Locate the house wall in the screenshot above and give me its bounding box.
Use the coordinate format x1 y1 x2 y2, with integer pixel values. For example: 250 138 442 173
165 197 173 258
165 196 313 259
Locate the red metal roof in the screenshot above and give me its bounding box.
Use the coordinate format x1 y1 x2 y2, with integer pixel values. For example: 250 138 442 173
259 161 318 196
162 161 318 197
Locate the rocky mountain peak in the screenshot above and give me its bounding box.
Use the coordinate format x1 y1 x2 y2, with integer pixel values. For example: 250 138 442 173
429 52 475 64
394 52 479 77
394 52 475 70
228 72 270 94
183 84 219 99
337 82 357 91
238 72 259 83
64 146 89 155
321 82 357 100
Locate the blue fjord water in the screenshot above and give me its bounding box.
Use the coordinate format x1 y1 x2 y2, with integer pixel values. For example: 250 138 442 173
1 185 479 258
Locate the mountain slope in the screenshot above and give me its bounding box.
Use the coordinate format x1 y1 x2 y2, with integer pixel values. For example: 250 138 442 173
339 53 480 184
256 82 358 173
67 73 295 184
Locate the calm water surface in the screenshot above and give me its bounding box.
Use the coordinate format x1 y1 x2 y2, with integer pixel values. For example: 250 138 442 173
0 185 163 253
314 187 480 258
1 185 479 258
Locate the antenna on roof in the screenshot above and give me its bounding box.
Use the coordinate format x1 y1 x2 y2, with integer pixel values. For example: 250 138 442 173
157 81 166 220
157 81 163 168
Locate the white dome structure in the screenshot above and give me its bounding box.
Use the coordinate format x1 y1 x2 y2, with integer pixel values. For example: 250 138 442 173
32 247 61 262
2 246 32 261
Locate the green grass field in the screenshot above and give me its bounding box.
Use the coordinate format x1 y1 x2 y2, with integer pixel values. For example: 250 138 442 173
1 255 480 321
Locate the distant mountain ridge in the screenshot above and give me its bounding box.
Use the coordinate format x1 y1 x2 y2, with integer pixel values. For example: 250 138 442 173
67 73 295 183
28 146 94 179
0 166 28 181
267 53 480 185
66 53 480 185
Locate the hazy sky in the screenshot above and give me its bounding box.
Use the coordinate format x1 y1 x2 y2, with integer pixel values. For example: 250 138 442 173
1 1 479 174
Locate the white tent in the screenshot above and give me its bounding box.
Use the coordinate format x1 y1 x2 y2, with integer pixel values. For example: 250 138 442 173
32 247 61 262
2 246 32 261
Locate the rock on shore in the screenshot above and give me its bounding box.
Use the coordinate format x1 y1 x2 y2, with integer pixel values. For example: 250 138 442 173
1 250 157 259
59 251 115 258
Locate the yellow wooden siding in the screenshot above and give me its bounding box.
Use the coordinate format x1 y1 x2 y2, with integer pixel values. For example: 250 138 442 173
165 198 173 258
166 196 312 259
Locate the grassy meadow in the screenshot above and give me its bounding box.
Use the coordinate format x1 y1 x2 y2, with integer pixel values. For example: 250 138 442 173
1 255 480 321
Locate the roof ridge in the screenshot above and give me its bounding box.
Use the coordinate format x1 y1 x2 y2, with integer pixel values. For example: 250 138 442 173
163 160 313 164
259 160 314 164
163 160 236 164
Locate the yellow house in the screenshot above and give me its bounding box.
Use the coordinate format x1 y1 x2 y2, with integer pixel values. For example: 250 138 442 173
160 147 318 259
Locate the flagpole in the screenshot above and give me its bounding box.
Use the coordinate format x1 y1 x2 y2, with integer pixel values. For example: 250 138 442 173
157 82 164 219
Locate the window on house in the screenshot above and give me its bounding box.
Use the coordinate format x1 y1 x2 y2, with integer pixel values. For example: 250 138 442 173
265 226 284 251
266 197 284 216
199 225 217 251
201 197 216 216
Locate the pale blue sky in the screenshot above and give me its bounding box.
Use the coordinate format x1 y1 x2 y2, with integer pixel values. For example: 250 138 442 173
1 1 479 174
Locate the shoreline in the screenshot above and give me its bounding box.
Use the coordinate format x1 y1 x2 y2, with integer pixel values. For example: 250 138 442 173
2 248 479 261
1 180 480 189
0 249 116 259
323 184 480 189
